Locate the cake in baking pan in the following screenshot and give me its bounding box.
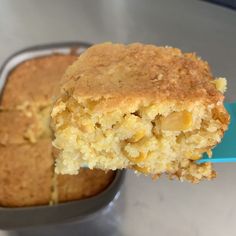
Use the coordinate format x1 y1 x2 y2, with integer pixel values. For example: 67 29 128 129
51 43 229 183
0 53 114 207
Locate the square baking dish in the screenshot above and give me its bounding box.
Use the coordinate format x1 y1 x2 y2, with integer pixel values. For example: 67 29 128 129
0 42 125 230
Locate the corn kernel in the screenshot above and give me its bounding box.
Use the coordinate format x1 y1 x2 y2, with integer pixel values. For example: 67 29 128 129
184 151 201 161
122 146 148 164
127 152 148 163
133 165 149 174
127 131 145 143
213 78 227 93
189 155 201 161
160 111 192 131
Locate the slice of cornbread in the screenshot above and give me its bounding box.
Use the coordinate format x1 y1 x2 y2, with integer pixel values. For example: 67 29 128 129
0 110 39 145
55 169 114 203
0 139 53 207
51 43 229 182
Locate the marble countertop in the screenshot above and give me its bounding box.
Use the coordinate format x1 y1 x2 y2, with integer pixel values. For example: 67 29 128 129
0 0 236 235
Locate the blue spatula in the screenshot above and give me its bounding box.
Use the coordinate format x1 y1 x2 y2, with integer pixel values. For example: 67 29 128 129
197 102 236 164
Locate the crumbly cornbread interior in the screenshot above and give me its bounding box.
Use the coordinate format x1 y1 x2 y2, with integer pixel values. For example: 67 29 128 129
52 43 229 183
52 95 228 182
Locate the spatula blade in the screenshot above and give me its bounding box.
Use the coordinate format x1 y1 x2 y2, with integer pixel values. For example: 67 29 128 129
197 102 236 164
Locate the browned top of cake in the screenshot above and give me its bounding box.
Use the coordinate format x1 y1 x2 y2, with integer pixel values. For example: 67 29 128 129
61 43 224 106
0 110 37 145
57 169 114 203
1 54 78 108
0 139 53 207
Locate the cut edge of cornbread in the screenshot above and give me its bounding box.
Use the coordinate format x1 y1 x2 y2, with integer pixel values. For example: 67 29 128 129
52 94 229 182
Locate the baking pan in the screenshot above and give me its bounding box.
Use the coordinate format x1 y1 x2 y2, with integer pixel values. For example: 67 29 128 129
0 42 125 230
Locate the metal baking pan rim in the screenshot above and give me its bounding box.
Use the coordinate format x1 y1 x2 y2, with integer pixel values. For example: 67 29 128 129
0 170 125 211
0 41 92 73
0 41 93 96
0 171 125 230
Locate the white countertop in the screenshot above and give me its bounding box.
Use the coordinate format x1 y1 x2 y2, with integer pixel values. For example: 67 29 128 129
0 0 236 235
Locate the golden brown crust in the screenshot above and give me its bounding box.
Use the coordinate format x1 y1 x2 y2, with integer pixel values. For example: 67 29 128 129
0 139 53 207
0 110 37 145
57 169 115 202
61 43 224 109
1 54 78 109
